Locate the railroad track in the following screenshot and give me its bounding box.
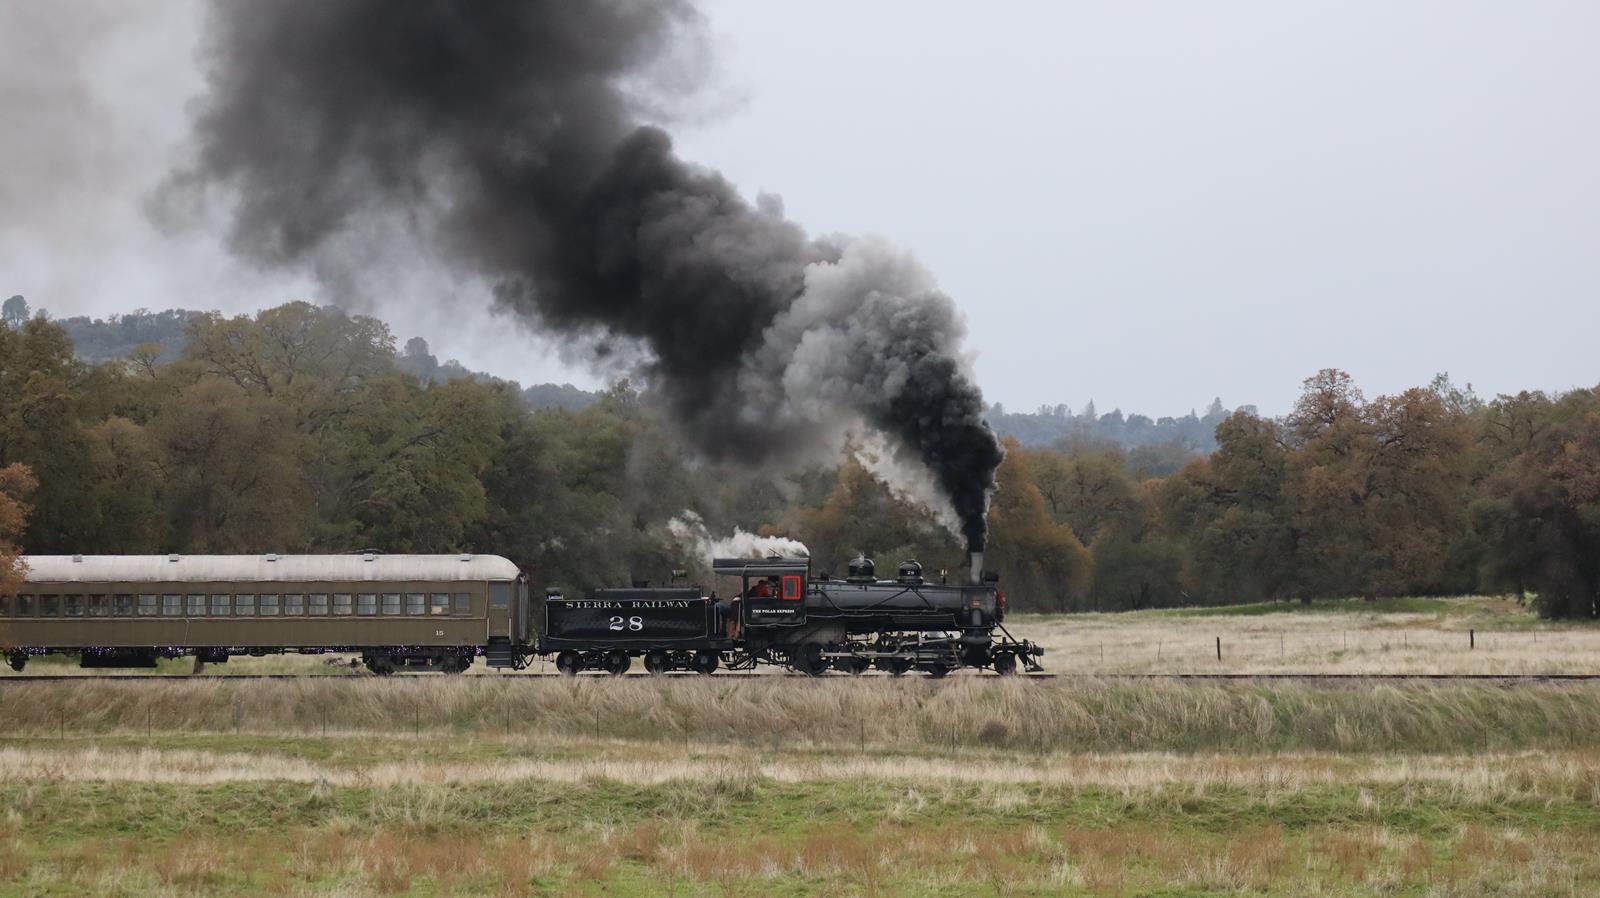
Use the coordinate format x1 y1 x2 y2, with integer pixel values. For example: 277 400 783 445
4 672 1600 683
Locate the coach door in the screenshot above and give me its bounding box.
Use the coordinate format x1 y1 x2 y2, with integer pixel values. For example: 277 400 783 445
488 580 512 640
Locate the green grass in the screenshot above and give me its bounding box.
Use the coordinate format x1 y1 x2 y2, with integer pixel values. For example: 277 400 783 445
3 775 1599 896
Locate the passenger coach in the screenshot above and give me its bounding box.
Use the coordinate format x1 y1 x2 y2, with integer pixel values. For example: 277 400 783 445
0 554 529 674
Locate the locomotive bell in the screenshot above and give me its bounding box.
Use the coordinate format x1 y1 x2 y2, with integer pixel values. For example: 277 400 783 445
847 555 876 582
897 560 924 584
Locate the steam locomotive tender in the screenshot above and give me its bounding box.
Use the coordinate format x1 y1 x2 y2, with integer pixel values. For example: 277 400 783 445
537 555 1043 676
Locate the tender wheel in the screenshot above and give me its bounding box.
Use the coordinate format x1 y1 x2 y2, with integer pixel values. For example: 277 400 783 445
602 650 631 677
6 653 25 673
691 650 720 675
555 651 583 677
643 650 671 676
992 653 1018 676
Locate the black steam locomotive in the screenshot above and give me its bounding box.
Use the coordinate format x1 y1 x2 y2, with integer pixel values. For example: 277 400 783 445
536 555 1043 676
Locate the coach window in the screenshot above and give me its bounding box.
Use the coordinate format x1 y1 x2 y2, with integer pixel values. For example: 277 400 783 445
490 583 510 610
0 594 10 616
40 595 60 616
260 594 280 616
115 594 135 616
381 593 402 615
210 594 232 616
406 593 426 616
357 594 378 616
17 594 33 616
430 594 450 616
285 594 305 616
162 594 182 616
309 594 329 615
333 594 353 616
186 594 206 616
453 593 472 615
139 595 158 616
235 594 256 616
89 595 109 617
64 595 84 617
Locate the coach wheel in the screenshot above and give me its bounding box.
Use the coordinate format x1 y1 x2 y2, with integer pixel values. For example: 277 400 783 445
691 650 720 675
992 653 1018 677
364 655 395 676
555 651 583 677
602 651 631 677
923 663 951 679
644 651 671 676
6 653 24 673
444 655 472 674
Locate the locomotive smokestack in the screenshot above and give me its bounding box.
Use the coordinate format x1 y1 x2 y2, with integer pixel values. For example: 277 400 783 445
969 551 983 585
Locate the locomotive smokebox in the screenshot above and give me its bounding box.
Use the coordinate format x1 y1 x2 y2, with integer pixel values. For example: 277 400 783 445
969 552 983 585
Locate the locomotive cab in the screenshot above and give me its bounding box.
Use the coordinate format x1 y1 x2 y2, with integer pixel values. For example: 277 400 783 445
712 557 808 631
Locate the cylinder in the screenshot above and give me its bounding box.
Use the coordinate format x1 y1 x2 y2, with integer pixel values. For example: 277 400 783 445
969 551 983 585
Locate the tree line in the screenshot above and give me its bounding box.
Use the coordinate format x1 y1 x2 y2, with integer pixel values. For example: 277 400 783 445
2 303 1597 616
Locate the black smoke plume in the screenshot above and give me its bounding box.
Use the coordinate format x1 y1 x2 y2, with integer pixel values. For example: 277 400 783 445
172 0 1004 549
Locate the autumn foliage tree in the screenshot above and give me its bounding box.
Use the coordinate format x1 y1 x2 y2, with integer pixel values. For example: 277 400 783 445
7 301 1600 614
0 464 37 597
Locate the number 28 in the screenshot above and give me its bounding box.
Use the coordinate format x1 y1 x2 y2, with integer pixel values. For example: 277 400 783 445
609 616 643 631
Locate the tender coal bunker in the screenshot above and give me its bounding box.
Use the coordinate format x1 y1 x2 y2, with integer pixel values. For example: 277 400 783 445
173 0 1002 548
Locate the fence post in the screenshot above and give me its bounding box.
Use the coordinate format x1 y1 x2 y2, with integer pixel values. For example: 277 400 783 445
1470 629 1475 650
1216 637 1222 662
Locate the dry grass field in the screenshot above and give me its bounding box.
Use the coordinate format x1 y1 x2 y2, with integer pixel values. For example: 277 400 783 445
5 597 1600 896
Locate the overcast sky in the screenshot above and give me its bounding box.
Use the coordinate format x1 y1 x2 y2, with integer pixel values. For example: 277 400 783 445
3 1 1597 417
